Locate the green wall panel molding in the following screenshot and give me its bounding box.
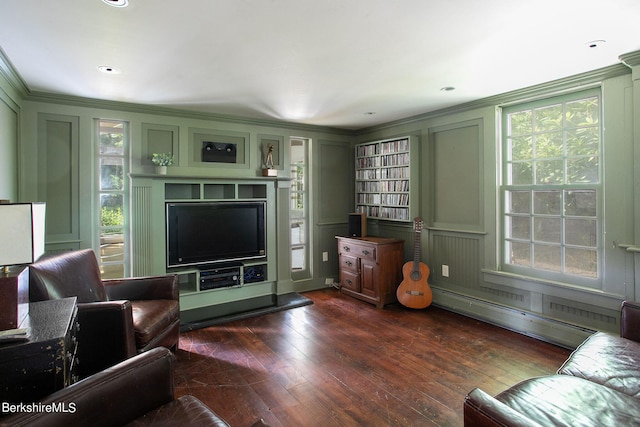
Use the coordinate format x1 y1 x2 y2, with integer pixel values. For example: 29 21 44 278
37 113 80 244
188 127 250 170
141 122 179 170
257 134 284 170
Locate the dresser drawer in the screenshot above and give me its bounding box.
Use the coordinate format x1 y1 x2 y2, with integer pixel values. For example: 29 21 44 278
338 242 377 262
340 254 359 272
340 270 361 292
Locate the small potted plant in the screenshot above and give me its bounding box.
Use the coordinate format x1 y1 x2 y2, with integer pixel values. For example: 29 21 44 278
151 153 174 175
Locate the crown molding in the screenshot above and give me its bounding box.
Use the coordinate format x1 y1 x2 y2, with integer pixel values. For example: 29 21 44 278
24 90 356 137
0 47 30 97
359 62 630 134
619 50 640 68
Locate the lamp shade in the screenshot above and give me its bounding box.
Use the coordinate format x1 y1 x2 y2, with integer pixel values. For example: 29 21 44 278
0 203 46 267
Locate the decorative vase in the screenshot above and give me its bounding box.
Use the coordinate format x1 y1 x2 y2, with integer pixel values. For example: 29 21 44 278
155 166 167 175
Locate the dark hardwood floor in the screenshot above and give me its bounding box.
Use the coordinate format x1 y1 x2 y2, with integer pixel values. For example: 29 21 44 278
174 288 570 427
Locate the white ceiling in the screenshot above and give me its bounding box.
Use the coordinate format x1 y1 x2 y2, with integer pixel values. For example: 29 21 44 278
0 0 638 130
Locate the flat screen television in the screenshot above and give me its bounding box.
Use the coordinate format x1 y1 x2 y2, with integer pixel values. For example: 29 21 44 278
166 201 266 268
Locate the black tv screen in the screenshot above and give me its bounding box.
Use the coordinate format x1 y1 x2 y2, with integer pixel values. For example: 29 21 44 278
166 201 266 268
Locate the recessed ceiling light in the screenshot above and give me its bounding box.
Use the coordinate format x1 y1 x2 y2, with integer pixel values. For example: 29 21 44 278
98 65 121 74
440 86 456 92
586 40 606 49
101 0 129 7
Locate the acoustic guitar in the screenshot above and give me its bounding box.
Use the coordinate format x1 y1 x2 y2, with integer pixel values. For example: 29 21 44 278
396 217 433 309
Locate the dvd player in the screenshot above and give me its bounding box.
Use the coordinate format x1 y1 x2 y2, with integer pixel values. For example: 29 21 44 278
199 264 241 290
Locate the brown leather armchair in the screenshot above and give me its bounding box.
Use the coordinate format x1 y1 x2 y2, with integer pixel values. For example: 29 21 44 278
29 249 180 378
0 347 230 427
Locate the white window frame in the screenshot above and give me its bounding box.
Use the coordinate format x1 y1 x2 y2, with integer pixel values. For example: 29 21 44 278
96 119 129 278
290 137 310 280
500 88 602 287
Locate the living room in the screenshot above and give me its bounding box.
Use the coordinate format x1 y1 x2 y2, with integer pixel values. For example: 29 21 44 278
1 1 640 425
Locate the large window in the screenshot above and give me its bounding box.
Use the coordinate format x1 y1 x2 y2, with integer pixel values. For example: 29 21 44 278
97 120 128 279
502 89 601 283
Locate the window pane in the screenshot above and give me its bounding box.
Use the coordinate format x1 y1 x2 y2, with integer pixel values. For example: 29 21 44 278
565 219 597 246
566 127 599 156
291 220 305 244
100 158 124 190
565 247 597 278
534 104 563 132
507 215 530 240
506 191 530 214
510 162 532 185
535 160 563 184
100 194 124 227
565 190 596 217
509 110 532 135
509 136 532 161
291 192 304 211
534 217 561 243
565 97 599 127
533 190 561 215
533 244 562 272
534 132 563 158
99 122 124 156
567 157 598 184
292 247 305 270
507 241 530 266
100 232 124 263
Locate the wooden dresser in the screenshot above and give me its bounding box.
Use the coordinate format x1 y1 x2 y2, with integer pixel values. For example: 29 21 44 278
0 297 79 403
336 236 404 308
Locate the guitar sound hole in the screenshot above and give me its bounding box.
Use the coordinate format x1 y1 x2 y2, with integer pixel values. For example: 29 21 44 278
411 271 422 281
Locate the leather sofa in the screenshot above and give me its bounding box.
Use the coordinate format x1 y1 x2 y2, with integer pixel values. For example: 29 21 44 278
464 300 640 426
29 249 180 378
0 347 230 427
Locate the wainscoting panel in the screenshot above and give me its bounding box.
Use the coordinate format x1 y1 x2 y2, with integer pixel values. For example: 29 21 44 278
430 232 480 288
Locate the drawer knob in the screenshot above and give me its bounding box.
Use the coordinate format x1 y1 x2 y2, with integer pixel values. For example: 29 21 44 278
346 279 352 285
362 249 370 255
343 246 350 252
345 260 352 266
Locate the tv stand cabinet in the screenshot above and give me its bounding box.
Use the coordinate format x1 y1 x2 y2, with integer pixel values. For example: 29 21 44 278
129 175 278 321
336 236 404 308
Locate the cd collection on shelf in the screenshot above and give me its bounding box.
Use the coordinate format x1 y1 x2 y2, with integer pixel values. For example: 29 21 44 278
355 136 412 222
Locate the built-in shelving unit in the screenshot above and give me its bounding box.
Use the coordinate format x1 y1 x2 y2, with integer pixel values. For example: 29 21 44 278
355 136 417 222
165 182 267 201
163 182 269 296
129 175 279 320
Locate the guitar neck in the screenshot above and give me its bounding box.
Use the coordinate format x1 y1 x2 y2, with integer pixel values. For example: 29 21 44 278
412 227 421 270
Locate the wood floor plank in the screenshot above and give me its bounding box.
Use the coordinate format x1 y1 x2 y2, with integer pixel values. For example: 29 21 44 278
175 288 570 426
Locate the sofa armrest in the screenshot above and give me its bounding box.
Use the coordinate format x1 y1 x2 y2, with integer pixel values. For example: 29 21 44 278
0 347 175 427
620 300 640 342
76 301 137 378
103 275 178 301
464 388 544 427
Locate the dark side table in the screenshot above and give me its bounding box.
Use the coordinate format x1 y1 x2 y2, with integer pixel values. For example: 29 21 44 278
0 297 79 404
